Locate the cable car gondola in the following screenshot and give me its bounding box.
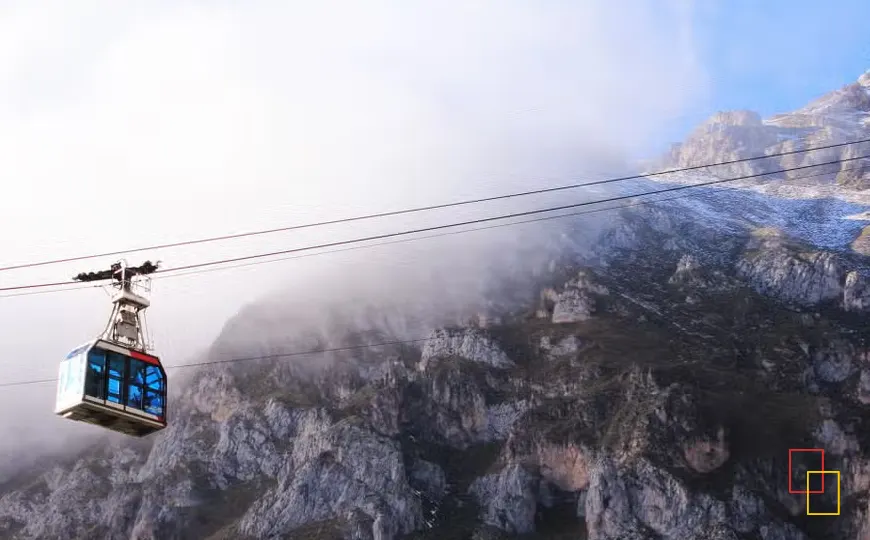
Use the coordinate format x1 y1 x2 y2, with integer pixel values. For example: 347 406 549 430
55 261 167 437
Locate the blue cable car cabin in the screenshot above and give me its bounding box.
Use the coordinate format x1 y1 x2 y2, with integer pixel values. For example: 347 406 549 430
55 339 167 437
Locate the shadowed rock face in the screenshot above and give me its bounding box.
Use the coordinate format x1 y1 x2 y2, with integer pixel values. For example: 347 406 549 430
844 270 870 312
682 427 729 474
853 226 870 256
736 228 846 306
548 271 610 324
3 214 870 540
419 328 514 371
665 109 782 180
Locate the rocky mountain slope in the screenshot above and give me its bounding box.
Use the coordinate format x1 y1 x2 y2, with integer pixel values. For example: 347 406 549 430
2 75 870 539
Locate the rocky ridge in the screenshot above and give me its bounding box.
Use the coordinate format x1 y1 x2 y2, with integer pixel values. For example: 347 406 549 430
655 70 870 201
1 204 870 539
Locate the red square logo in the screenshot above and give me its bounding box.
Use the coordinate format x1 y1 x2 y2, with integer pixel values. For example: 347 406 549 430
788 449 825 494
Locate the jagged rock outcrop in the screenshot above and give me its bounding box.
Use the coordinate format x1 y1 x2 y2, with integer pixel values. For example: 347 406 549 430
538 270 609 324
534 440 593 491
669 253 705 286
0 364 433 540
735 227 870 313
811 339 862 384
586 456 726 540
659 71 870 191
668 253 731 291
585 457 809 540
835 144 870 189
844 270 870 312
419 328 513 371
408 356 517 448
236 416 422 539
468 464 539 535
664 110 780 180
736 228 845 305
852 225 870 255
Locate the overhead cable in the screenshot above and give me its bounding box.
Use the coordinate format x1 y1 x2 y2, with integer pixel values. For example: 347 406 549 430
0 154 866 294
3 160 859 300
0 337 430 388
1 136 866 273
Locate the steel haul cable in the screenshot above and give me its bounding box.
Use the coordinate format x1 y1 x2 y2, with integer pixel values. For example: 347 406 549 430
1 136 867 273
1 152 866 294
0 337 431 388
4 158 857 300
0 161 864 388
162 155 869 274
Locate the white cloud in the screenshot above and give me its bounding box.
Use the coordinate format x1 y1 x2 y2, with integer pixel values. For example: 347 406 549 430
0 0 708 474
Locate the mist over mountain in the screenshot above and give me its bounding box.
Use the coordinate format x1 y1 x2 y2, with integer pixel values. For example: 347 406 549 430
0 0 703 476
2 66 870 539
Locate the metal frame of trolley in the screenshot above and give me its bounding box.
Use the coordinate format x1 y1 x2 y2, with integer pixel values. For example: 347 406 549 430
54 260 167 437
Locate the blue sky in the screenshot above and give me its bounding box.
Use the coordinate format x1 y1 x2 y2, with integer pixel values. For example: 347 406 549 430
664 0 870 144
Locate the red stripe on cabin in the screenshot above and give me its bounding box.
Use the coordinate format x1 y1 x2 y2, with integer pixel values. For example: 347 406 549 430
130 349 160 366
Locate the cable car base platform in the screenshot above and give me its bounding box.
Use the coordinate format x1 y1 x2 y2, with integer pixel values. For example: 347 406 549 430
57 400 165 438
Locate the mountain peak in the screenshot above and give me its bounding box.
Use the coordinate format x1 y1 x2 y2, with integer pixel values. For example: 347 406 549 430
704 110 762 127
658 68 870 192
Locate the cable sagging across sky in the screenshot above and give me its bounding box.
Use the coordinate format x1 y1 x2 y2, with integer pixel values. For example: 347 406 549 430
1 135 867 274
0 159 865 390
2 151 865 294
0 155 870 298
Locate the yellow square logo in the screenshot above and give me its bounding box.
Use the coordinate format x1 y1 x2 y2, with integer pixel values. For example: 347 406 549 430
806 470 840 516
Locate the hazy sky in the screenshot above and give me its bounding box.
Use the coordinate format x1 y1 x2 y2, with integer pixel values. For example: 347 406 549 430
0 1 865 470
692 0 870 117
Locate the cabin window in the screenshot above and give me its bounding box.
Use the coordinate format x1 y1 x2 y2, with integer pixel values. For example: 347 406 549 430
81 345 167 419
143 365 165 417
107 352 126 404
123 357 165 416
126 358 146 409
85 349 106 400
